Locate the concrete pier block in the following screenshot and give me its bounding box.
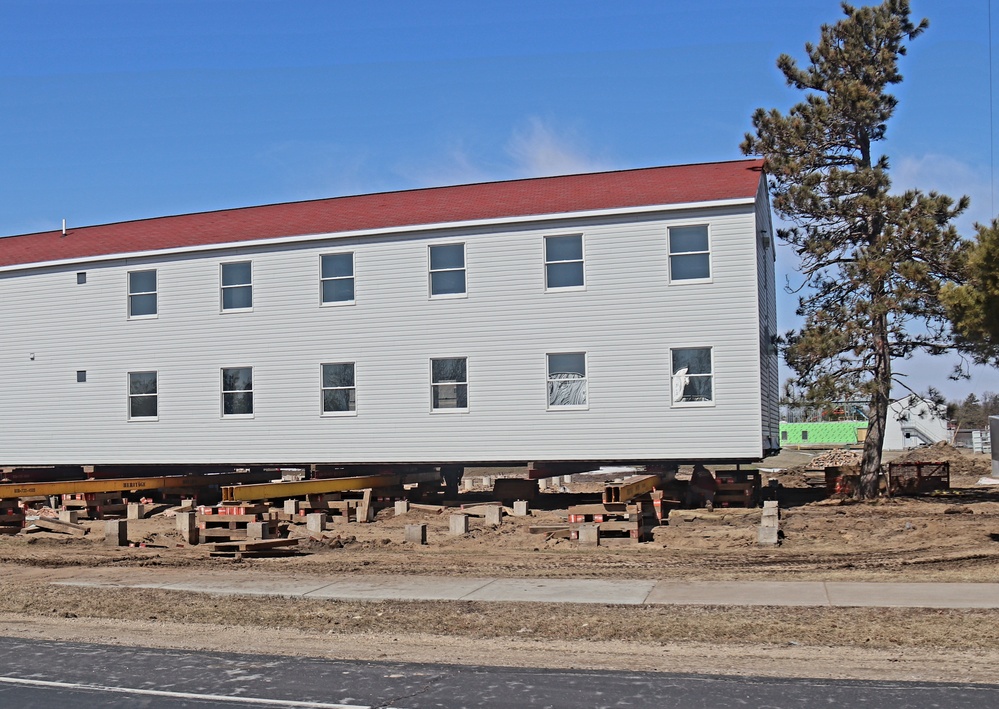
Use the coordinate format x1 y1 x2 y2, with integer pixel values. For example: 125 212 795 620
484 506 502 526
246 521 270 540
563 475 574 485
58 509 79 525
104 519 128 547
758 525 779 545
306 513 328 534
405 523 427 545
449 514 470 535
283 500 301 515
177 512 198 544
127 503 145 520
512 500 529 516
462 478 475 492
578 524 599 546
394 500 409 516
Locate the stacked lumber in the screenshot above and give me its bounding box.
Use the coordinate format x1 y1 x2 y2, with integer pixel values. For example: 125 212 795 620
22 517 87 537
61 492 126 519
206 538 299 559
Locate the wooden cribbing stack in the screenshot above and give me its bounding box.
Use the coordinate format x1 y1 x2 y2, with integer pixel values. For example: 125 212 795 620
0 500 24 535
61 492 127 519
196 503 298 557
568 475 664 544
713 470 761 508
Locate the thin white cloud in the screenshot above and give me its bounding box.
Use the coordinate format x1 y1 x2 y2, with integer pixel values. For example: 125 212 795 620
892 153 994 230
505 116 611 177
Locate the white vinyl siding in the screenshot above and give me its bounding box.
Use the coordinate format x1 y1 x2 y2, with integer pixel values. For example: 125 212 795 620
0 191 768 465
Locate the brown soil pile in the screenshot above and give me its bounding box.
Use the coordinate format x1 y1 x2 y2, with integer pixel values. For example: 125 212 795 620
893 442 993 484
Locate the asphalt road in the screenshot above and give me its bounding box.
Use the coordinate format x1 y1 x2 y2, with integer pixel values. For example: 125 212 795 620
0 637 996 708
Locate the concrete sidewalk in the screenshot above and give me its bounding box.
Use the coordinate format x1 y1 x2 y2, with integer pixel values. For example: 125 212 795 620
20 566 999 609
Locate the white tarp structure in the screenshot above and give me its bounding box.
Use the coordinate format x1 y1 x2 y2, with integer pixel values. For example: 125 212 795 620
884 394 950 450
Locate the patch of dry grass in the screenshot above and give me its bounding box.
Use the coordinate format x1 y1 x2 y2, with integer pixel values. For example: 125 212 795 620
5 581 998 651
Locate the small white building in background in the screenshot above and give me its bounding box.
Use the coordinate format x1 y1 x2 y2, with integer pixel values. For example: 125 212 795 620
884 394 950 451
0 159 779 468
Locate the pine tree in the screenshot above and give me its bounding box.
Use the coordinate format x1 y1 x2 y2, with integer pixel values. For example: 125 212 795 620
942 219 999 366
741 0 969 498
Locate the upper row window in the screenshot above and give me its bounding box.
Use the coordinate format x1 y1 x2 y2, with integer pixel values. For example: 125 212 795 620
545 235 584 290
429 244 466 297
321 253 355 305
127 226 710 319
128 270 157 318
221 261 252 311
668 225 710 282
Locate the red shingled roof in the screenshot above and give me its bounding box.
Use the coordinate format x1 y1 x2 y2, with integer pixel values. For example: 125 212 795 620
0 159 763 269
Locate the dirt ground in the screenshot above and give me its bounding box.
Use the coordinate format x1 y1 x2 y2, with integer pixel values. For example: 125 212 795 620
3 442 999 684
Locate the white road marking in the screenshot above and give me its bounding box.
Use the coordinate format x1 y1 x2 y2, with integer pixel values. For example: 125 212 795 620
0 675 403 708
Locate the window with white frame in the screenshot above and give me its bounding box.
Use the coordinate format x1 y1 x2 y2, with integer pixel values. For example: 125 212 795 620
668 225 710 281
221 367 253 416
431 357 467 410
220 261 252 311
545 235 584 289
547 352 587 408
128 371 158 419
128 270 157 318
321 362 356 414
670 347 713 404
320 253 354 304
429 244 466 297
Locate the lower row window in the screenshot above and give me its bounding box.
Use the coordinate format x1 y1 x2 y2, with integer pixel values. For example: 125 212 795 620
127 349 713 420
222 367 254 417
128 371 158 419
670 347 713 404
431 357 468 410
322 362 356 414
547 352 587 408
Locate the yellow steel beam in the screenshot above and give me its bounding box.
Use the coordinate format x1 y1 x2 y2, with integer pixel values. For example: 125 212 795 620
222 470 441 502
0 472 272 500
602 474 662 504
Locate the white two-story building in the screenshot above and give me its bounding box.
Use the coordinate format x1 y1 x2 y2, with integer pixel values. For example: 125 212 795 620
0 159 778 469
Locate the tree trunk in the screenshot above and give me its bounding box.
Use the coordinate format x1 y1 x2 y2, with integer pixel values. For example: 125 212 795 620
860 315 892 499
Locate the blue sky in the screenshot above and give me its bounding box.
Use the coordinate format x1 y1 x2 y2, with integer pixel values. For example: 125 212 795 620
1 0 996 401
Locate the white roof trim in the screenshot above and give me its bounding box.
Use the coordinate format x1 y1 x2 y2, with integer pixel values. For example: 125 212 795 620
0 196 756 273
